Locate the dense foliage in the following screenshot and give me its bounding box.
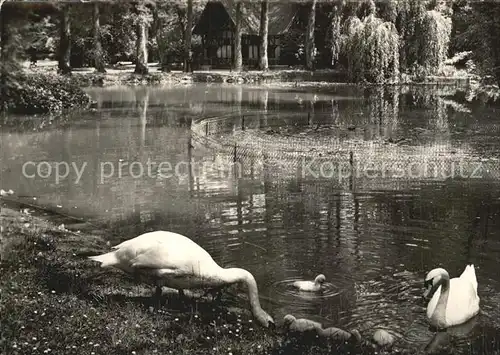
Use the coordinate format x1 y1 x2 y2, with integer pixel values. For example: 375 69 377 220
342 15 399 83
1 0 499 89
2 73 91 113
396 0 452 76
451 1 500 86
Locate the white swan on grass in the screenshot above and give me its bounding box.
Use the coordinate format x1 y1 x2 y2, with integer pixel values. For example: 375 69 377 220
423 264 480 329
292 274 326 292
88 230 274 328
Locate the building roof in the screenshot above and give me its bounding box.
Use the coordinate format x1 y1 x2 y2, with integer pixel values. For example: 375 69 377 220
193 0 298 36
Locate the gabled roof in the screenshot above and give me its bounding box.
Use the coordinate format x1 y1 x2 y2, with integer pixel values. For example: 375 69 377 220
193 0 298 36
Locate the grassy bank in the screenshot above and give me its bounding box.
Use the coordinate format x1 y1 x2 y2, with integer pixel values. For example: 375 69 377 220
22 60 482 88
0 202 385 355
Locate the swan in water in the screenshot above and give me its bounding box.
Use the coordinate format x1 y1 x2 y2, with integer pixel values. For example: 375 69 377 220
88 230 274 328
423 264 480 329
292 274 326 292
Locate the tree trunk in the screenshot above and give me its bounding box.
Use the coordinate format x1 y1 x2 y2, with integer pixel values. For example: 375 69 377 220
1 1 8 108
330 5 341 67
259 1 269 71
0 2 7 68
58 4 71 75
305 0 317 71
233 1 243 71
135 6 149 75
92 2 106 73
184 0 193 72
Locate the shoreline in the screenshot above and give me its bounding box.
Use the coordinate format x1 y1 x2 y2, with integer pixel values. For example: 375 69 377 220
24 61 477 89
3 60 497 116
0 198 384 355
71 69 475 89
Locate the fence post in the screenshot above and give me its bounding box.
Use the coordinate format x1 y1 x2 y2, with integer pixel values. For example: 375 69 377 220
349 151 354 191
242 115 245 131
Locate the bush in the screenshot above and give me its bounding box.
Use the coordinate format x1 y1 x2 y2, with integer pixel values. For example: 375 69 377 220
1 73 92 114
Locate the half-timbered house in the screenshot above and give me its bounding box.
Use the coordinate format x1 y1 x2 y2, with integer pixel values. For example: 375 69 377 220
193 0 299 69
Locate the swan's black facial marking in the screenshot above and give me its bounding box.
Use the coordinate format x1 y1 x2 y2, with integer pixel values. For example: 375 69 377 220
423 277 435 300
424 278 433 288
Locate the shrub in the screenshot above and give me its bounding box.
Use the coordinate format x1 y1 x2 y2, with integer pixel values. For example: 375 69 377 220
1 73 92 114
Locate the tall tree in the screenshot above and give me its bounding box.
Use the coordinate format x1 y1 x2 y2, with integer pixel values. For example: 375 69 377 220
1 0 9 107
0 3 22 87
233 1 243 71
135 2 149 75
58 4 71 75
305 0 317 70
259 1 269 71
472 3 500 86
183 0 193 72
329 0 343 67
92 1 106 73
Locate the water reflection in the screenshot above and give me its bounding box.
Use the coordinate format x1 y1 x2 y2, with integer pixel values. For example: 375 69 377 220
1 84 500 354
423 316 479 354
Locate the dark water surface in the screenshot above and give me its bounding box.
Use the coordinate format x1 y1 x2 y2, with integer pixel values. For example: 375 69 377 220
1 84 500 354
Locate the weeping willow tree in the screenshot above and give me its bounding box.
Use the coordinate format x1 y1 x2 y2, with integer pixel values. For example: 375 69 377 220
420 10 452 74
342 14 399 83
396 0 452 75
395 0 426 72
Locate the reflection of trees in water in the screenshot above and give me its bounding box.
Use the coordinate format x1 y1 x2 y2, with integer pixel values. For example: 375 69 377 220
331 99 340 126
259 89 269 128
409 86 449 127
366 183 500 274
367 86 400 140
136 87 149 150
235 86 243 131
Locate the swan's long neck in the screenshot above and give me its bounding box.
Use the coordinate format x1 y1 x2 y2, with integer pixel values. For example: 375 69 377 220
220 267 264 313
433 272 451 327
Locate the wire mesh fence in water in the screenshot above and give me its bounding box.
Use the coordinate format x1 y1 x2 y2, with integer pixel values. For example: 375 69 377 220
190 110 500 191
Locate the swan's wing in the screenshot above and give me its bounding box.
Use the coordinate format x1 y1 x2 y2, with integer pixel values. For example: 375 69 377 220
459 264 478 293
445 278 480 326
131 239 213 274
468 265 478 293
128 241 184 270
464 278 480 320
112 232 155 250
459 265 470 278
111 231 216 274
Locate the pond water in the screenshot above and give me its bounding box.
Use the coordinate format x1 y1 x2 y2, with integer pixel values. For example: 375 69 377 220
1 84 500 353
